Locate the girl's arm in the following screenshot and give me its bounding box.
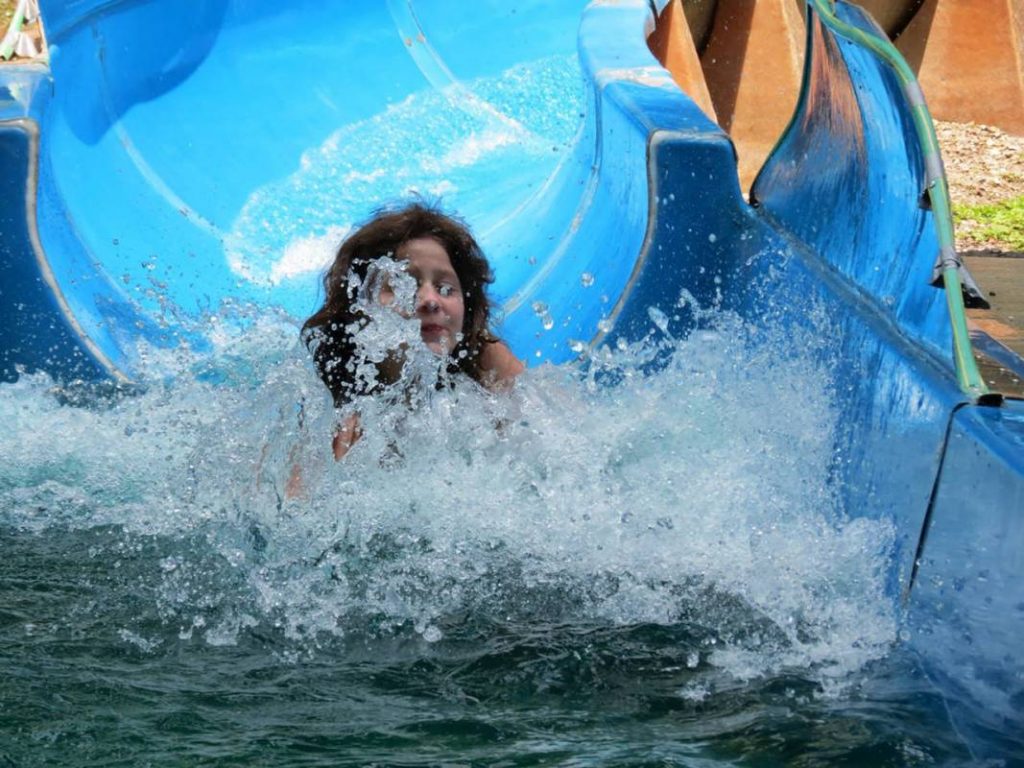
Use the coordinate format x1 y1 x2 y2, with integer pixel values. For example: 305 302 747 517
315 344 516 473
285 462 304 499
287 412 362 498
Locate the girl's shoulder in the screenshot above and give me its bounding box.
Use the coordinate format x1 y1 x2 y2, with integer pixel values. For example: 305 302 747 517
479 339 524 391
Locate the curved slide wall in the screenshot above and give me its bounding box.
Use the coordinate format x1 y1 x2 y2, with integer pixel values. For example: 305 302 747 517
753 2 1024 748
6 0 672 380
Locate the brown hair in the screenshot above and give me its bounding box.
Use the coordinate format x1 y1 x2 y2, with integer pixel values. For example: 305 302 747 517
302 202 497 406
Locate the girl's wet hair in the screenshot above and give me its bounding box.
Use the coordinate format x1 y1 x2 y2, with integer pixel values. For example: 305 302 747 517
302 202 497 406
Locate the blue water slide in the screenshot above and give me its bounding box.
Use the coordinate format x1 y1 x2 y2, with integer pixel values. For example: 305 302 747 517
1 0 1022 753
5 0 687 379
751 4 1024 746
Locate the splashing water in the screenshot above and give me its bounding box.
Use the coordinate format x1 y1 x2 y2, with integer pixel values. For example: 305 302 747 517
223 54 584 291
7 296 988 764
2 295 895 664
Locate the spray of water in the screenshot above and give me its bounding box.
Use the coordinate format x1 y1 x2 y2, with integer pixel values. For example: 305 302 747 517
0 290 897 690
223 54 584 290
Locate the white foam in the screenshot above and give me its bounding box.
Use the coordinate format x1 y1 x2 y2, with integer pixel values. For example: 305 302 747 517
223 55 583 288
0 302 898 687
271 225 348 284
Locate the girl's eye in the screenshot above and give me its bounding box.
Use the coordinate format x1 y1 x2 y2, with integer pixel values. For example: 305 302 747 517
438 283 456 298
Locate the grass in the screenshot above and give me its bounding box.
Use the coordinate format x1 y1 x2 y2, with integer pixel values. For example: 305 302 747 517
955 195 1024 251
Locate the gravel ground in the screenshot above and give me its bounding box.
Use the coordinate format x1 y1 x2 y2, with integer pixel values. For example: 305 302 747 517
939 120 1024 370
936 120 1024 254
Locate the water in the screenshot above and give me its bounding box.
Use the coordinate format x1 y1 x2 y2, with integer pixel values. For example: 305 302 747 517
0 305 984 766
222 53 583 300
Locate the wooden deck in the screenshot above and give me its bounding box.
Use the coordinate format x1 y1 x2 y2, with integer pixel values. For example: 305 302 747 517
965 251 1024 397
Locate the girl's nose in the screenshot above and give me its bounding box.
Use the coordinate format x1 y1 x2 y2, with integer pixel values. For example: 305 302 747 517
417 286 440 312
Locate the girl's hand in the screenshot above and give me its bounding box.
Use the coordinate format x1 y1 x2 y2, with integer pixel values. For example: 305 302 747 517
333 412 363 460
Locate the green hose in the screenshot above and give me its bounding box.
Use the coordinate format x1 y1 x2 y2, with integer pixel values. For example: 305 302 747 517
806 0 989 399
1 0 28 60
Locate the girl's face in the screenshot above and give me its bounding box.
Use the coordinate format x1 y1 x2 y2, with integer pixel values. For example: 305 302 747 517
380 237 466 356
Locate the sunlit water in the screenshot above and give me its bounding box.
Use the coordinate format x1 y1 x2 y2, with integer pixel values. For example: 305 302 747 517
0 301 981 766
223 54 583 296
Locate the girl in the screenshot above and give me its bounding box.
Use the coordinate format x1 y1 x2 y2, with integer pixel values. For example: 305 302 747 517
302 202 523 460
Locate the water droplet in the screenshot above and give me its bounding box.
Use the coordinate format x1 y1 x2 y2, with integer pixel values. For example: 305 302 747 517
598 318 613 333
648 306 670 334
532 301 554 331
708 233 717 243
686 652 699 669
569 339 586 354
580 272 594 288
676 289 696 309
